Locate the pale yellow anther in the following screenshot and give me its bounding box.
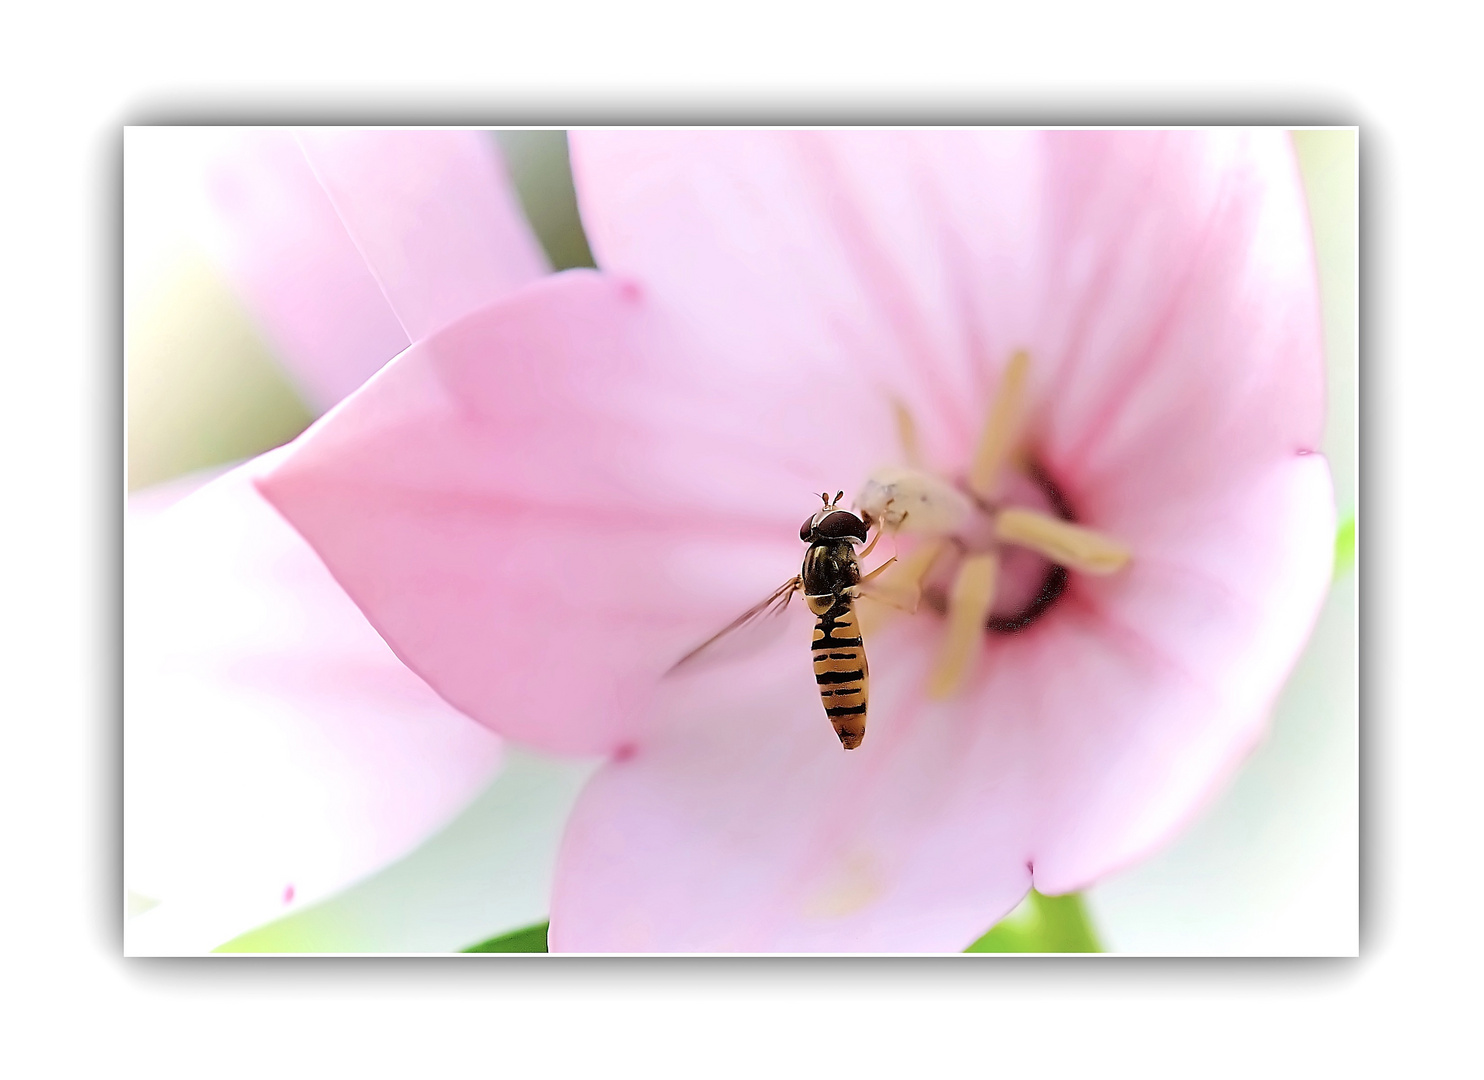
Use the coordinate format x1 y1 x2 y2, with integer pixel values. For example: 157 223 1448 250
927 552 999 699
995 508 1131 575
892 398 922 468
857 539 943 638
967 349 1031 501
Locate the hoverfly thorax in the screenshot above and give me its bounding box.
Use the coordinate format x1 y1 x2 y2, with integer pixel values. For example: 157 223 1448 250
800 498 867 615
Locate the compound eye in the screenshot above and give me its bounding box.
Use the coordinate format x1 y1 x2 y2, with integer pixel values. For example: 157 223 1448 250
815 510 869 542
800 514 817 542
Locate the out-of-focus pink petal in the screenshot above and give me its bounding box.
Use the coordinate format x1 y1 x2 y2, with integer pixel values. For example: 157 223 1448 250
257 271 896 754
296 130 549 342
203 131 546 410
202 133 408 409
550 462 1331 953
126 454 503 952
124 463 224 516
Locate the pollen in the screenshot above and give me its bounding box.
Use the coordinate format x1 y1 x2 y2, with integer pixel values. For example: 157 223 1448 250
802 851 885 919
857 351 1131 699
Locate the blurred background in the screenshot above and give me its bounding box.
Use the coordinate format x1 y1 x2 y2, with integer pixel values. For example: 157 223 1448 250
125 129 1356 953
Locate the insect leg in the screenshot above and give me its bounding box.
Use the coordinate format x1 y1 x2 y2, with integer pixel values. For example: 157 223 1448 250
856 582 916 613
858 555 898 585
855 537 942 630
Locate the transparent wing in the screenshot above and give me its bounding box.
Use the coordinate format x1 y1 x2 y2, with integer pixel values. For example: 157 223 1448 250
666 576 803 674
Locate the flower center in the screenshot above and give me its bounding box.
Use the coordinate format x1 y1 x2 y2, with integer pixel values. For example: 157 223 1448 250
917 461 1072 631
854 351 1130 699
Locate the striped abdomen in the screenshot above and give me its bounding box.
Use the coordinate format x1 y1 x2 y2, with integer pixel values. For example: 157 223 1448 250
811 598 868 750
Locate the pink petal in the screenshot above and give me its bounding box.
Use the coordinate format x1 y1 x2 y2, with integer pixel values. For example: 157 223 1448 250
550 458 1332 952
550 630 1035 952
126 454 503 952
295 131 550 342
1025 456 1335 891
1028 131 1326 511
572 131 1322 487
570 130 1049 470
257 271 884 754
203 131 546 410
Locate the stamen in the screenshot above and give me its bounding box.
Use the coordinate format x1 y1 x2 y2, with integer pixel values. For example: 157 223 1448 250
967 349 1030 501
927 552 999 699
995 508 1130 575
892 398 922 468
854 351 1130 693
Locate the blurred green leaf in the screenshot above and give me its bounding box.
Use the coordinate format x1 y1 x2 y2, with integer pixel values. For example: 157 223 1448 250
494 131 596 272
463 921 550 953
965 890 1101 952
1334 515 1355 580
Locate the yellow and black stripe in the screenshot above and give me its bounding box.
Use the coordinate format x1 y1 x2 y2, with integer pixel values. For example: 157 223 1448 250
811 599 868 750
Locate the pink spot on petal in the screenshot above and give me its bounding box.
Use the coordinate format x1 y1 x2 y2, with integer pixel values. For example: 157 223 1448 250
283 884 295 904
613 742 638 763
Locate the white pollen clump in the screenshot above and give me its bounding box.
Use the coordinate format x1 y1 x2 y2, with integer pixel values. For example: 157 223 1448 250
856 466 974 536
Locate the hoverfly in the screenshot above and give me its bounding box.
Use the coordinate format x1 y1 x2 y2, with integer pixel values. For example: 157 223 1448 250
670 491 897 750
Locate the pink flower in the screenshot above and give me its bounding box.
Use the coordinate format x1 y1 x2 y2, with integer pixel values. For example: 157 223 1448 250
125 130 551 951
256 130 1333 952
